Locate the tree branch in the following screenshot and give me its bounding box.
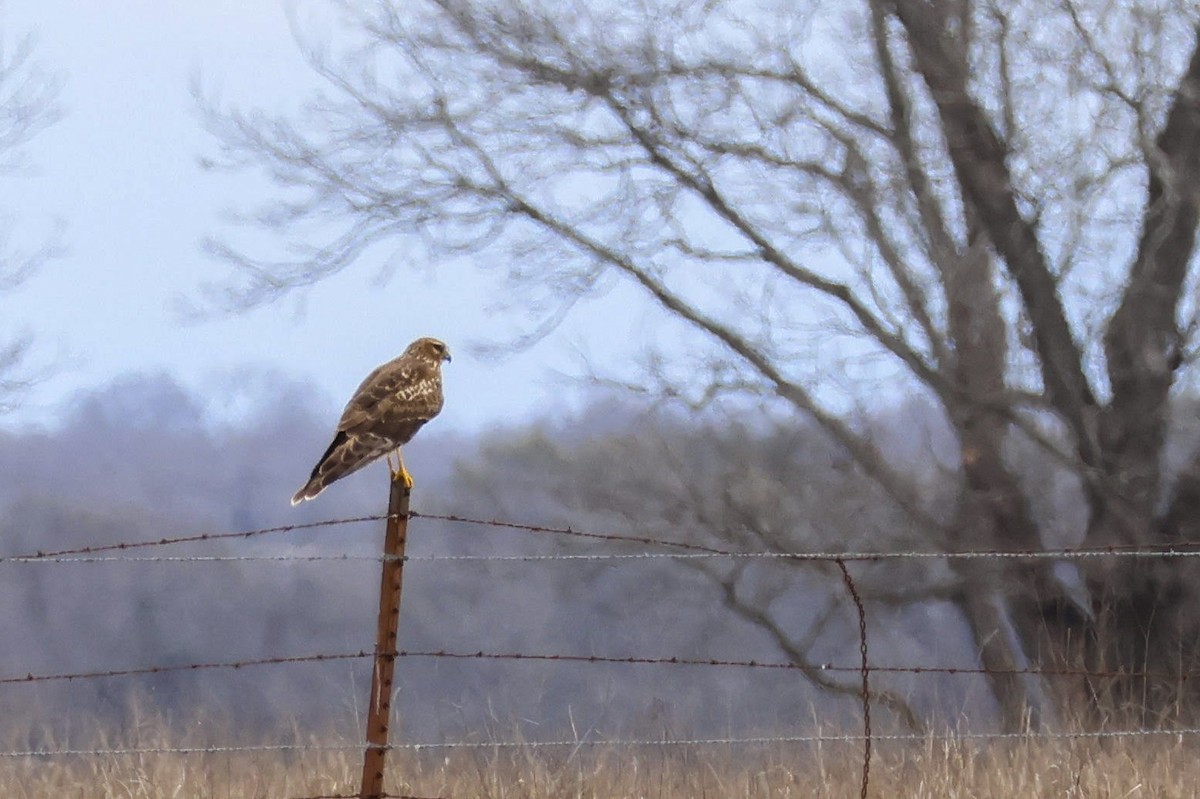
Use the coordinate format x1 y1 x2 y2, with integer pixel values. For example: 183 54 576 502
1105 26 1200 516
888 0 1100 469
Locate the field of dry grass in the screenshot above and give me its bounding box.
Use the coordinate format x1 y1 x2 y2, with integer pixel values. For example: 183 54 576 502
4 730 1200 798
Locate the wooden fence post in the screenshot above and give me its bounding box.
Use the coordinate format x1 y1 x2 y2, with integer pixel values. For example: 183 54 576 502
359 474 411 799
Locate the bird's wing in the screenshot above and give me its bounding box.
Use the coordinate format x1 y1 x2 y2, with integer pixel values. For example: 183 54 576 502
336 357 436 433
291 430 393 504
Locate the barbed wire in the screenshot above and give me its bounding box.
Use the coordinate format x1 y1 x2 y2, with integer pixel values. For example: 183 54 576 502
391 650 1200 681
14 548 1200 565
407 511 1200 559
0 651 371 685
0 511 712 564
408 511 728 553
836 558 871 799
4 554 393 564
6 647 1197 688
409 548 1200 561
6 509 1200 565
4 726 1200 760
288 795 435 799
0 516 386 562
9 505 1200 799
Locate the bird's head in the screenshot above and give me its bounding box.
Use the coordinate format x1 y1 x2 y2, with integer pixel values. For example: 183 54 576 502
408 336 452 364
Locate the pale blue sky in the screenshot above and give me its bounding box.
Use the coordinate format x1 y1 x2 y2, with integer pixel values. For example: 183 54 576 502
2 0 647 432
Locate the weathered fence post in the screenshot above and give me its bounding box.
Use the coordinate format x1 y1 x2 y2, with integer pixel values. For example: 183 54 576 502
359 474 411 799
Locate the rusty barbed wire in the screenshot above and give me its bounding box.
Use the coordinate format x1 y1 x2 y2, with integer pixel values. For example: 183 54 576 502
7 647 1198 688
407 511 729 553
0 651 371 686
836 559 870 799
0 516 386 562
7 508 1200 564
390 650 1200 681
16 549 1200 565
6 553 394 564
406 511 1200 559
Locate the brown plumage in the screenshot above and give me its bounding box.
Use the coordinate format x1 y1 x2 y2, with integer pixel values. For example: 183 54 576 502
291 337 451 505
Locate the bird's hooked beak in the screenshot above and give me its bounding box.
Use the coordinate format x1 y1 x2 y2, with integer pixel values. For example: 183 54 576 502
443 350 453 363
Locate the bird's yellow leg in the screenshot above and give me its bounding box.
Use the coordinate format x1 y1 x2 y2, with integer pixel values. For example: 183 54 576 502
386 451 398 477
392 448 413 489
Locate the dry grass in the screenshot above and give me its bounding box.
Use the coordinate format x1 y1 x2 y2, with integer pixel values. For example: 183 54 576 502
4 729 1200 799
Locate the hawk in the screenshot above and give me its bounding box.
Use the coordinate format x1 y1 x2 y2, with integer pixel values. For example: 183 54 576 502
291 337 451 505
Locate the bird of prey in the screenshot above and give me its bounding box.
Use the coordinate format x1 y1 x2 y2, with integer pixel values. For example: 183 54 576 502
291 337 452 505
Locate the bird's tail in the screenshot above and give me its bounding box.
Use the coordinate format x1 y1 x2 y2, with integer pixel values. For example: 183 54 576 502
290 480 323 506
290 432 386 505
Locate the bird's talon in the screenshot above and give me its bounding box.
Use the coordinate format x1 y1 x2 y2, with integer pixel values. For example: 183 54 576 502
392 466 414 489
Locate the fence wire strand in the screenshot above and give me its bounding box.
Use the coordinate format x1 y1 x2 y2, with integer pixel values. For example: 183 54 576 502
836 559 871 799
288 795 435 799
1 516 386 562
0 651 371 685
7 509 1200 565
9 647 1200 687
8 506 1200 798
18 549 1200 565
5 726 1200 760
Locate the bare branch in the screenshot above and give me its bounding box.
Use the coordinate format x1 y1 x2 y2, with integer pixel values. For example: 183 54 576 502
0 29 63 411
1104 25 1200 519
710 563 926 733
889 0 1101 466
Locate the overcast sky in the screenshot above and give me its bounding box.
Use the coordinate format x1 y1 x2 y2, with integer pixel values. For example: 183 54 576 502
1 0 646 432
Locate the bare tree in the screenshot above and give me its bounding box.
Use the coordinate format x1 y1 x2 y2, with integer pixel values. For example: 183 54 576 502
0 27 61 410
201 0 1200 730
